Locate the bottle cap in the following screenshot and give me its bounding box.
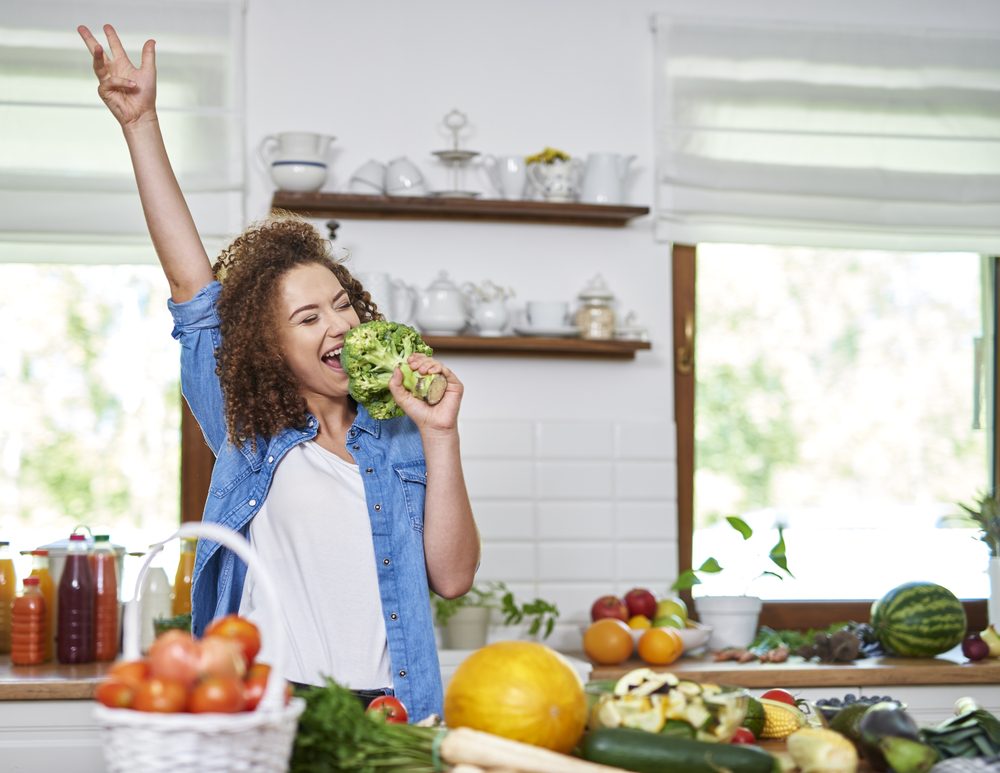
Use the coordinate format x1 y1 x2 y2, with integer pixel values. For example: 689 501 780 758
31 549 49 556
94 535 110 542
23 577 40 586
0 541 8 547
69 534 86 541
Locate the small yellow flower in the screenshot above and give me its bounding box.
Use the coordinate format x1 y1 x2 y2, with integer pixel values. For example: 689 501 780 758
525 146 571 164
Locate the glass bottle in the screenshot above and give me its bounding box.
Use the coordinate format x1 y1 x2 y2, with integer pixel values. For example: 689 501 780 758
172 537 196 616
89 535 119 661
140 565 171 654
29 550 55 662
0 541 15 654
574 274 617 340
57 533 94 663
11 577 46 666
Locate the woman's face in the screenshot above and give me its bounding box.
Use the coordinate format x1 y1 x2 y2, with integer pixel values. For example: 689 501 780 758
274 263 361 400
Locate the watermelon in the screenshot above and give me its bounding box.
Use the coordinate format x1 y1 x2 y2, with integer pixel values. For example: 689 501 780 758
870 582 967 658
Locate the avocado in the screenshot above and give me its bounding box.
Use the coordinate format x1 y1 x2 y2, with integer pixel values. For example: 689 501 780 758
828 702 870 750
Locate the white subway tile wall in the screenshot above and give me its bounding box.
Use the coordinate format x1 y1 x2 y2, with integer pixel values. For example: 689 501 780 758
461 418 677 650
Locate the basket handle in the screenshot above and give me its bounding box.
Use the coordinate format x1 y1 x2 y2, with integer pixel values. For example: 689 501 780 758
124 522 289 712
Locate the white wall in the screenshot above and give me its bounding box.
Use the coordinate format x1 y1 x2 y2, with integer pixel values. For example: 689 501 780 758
242 0 1000 634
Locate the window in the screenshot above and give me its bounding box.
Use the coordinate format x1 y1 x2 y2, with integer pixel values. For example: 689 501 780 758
694 245 993 600
0 1 244 579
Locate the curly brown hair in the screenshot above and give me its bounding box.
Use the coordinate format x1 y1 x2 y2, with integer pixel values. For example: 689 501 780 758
212 214 380 446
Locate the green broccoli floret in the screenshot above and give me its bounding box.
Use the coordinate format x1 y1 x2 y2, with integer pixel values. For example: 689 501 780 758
341 321 447 419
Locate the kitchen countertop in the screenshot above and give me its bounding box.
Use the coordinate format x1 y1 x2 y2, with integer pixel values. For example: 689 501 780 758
581 646 998 688
2 647 996 701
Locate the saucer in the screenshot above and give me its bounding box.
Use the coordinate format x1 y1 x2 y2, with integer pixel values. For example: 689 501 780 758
429 190 480 199
513 324 579 338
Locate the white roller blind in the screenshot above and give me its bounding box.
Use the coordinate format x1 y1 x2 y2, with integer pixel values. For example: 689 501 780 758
653 16 1000 251
0 0 245 260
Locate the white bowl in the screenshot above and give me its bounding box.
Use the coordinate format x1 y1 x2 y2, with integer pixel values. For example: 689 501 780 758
269 161 328 192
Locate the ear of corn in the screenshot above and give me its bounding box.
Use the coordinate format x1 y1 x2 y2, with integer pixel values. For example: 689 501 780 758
760 698 809 739
786 728 859 773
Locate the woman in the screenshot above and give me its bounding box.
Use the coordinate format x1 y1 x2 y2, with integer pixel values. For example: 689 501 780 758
78 23 479 720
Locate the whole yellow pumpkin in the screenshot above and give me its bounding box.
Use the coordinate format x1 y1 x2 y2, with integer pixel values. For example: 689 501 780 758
443 641 587 754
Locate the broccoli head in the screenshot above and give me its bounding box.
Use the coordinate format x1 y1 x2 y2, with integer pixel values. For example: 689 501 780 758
341 321 447 419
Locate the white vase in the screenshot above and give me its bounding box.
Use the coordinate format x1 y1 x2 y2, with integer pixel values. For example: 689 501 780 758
694 595 763 650
989 557 1000 626
441 606 491 650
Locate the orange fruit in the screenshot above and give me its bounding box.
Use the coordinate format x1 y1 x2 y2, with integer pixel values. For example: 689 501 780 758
637 627 683 665
583 618 634 665
444 641 587 754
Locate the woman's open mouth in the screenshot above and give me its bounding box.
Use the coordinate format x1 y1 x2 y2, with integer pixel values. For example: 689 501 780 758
321 346 343 371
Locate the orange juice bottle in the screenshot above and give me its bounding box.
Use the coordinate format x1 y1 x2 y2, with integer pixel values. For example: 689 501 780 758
0 541 16 654
89 535 119 661
29 550 55 662
172 537 196 616
11 577 46 666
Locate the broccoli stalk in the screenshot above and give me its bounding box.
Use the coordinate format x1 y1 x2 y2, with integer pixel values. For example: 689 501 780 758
341 321 447 420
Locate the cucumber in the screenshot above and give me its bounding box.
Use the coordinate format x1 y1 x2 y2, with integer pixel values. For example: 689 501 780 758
581 727 777 773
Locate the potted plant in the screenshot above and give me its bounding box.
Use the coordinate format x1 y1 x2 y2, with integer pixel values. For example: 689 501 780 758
945 491 1000 624
671 515 793 650
433 581 560 649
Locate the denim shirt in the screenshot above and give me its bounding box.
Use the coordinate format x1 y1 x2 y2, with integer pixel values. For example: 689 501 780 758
168 281 443 720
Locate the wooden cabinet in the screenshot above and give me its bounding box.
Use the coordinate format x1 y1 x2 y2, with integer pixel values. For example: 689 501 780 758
271 192 653 359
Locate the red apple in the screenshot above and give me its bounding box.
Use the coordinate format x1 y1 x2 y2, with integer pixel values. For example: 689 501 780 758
624 587 657 619
590 595 629 622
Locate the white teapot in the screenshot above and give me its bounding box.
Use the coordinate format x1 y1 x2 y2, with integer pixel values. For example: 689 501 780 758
415 272 468 336
463 280 514 337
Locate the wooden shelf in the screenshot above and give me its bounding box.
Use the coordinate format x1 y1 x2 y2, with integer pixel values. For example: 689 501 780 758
271 191 649 227
423 335 651 359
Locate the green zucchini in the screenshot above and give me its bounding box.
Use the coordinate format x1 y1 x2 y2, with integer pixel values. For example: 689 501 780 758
580 727 777 773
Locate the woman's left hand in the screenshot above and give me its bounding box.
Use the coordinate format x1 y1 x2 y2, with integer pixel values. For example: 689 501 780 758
388 353 463 435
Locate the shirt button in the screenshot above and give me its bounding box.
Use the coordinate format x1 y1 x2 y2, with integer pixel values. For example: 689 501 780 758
398 670 406 678
390 613 398 620
352 444 360 450
308 418 315 427
267 456 274 464
248 499 256 507
383 558 390 565
374 503 381 511
365 467 373 474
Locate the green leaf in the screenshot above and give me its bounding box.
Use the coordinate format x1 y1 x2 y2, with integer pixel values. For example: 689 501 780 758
768 527 793 578
726 515 753 540
698 557 723 573
671 569 702 591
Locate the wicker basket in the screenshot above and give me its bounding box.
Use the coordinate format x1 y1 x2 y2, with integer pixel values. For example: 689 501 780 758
93 522 306 773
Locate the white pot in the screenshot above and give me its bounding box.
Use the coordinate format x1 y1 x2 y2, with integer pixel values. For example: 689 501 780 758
441 606 491 649
989 557 1000 626
694 595 763 650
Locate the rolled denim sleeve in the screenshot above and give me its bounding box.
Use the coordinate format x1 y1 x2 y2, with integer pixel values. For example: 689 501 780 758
168 281 227 454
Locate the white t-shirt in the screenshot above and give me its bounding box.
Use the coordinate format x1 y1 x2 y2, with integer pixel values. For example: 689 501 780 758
239 441 392 689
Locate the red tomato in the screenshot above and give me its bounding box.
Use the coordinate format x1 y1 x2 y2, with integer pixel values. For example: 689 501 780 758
107 659 150 693
132 677 188 713
243 663 292 711
148 629 201 689
188 676 247 714
95 679 134 709
730 727 757 744
761 688 798 706
204 614 261 667
366 695 408 723
198 635 247 680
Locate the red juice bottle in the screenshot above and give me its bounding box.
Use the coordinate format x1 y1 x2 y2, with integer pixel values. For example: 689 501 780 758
89 535 119 661
57 533 94 663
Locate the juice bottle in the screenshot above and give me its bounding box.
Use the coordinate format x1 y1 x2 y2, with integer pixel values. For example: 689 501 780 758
29 550 55 662
57 533 94 663
89 535 119 661
172 537 196 616
11 577 46 666
0 541 16 654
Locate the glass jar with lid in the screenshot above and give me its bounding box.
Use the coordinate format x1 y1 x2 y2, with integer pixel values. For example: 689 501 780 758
574 274 616 340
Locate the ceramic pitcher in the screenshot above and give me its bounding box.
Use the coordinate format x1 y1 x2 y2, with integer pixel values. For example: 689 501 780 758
258 132 335 165
580 153 636 204
527 158 583 202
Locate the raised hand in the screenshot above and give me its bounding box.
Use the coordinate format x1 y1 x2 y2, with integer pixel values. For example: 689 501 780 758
78 24 156 128
389 354 464 436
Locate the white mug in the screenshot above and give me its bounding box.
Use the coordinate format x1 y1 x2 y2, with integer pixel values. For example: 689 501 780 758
385 157 427 196
481 154 527 200
526 300 568 329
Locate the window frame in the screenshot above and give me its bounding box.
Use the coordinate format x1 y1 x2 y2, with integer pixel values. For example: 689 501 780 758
671 243 993 631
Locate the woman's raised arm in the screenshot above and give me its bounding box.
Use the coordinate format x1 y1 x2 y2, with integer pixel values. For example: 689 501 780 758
79 24 214 302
